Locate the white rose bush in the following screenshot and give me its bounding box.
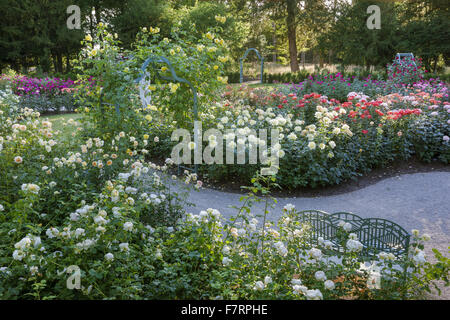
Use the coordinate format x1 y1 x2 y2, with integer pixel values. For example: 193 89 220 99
198 84 448 188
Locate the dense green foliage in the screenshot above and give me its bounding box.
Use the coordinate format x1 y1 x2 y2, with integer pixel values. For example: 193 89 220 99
1 1 448 77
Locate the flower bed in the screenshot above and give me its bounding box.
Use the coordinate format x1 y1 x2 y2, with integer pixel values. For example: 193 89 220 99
5 75 80 114
194 83 449 188
0 23 449 300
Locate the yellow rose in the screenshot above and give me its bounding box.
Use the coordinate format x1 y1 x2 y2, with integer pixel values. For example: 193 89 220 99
217 76 228 84
213 65 219 70
169 83 180 93
143 134 149 140
145 115 153 122
215 15 226 23
149 26 160 34
85 34 92 42
218 56 229 63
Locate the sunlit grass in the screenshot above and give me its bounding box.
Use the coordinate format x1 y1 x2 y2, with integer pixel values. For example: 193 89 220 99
43 113 83 140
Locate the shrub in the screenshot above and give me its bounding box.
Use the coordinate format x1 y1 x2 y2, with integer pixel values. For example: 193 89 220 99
387 56 425 85
196 89 425 189
410 115 450 164
1 176 447 299
74 22 230 141
10 76 78 114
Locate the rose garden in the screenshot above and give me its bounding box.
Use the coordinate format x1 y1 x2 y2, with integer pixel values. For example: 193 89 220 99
0 1 449 300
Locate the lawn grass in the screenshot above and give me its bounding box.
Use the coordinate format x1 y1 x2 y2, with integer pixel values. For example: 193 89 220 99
229 82 284 89
42 113 82 140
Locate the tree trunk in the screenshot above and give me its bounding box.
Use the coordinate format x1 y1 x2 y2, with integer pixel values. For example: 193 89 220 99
21 56 28 74
57 53 63 73
286 0 299 72
52 54 58 73
95 6 101 25
66 53 71 73
272 22 277 63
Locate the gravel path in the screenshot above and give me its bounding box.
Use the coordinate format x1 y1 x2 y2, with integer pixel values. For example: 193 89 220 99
181 171 450 299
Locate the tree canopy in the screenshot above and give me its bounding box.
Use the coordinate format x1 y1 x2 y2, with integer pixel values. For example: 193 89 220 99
0 0 448 74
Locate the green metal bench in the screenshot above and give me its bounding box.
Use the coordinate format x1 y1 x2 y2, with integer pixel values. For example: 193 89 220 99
295 210 411 260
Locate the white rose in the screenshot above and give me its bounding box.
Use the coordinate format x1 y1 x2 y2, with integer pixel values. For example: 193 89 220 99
314 271 327 281
253 281 265 291
222 245 231 256
343 222 352 232
293 285 308 295
308 248 322 260
284 203 295 211
119 242 129 252
222 257 232 266
346 239 363 252
123 222 133 232
324 280 335 290
105 253 114 261
305 289 323 300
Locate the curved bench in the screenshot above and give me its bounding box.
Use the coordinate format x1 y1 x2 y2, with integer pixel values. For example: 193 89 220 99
294 210 411 259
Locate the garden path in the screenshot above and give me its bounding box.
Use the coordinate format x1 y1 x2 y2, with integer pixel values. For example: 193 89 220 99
179 171 450 299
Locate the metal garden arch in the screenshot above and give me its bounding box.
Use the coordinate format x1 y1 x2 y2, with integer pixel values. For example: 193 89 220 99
239 48 264 84
135 55 198 121
135 55 199 174
395 53 416 67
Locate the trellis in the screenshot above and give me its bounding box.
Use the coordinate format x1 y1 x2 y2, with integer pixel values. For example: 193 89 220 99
394 52 417 67
135 55 199 174
239 48 264 84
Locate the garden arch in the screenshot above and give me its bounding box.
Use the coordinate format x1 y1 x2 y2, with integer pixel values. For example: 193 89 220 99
135 55 199 174
239 48 264 84
135 55 198 121
394 53 416 67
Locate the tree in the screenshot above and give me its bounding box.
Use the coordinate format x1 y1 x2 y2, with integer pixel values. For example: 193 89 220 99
286 0 299 71
317 0 401 69
399 0 450 71
109 0 172 49
0 0 85 74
